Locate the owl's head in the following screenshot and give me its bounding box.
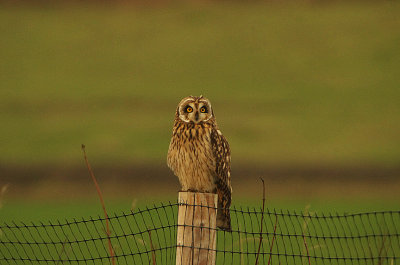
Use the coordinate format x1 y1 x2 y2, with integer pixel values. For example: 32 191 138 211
176 95 214 124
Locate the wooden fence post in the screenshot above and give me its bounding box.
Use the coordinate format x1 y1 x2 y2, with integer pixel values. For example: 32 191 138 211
176 192 218 265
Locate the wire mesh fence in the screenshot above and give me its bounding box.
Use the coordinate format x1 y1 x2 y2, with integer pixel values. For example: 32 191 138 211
1 201 399 265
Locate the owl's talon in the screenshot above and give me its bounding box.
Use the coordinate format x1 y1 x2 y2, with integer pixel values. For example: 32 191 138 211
178 189 197 193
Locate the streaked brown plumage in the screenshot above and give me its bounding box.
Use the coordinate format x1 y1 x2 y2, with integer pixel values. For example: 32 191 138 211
167 96 232 231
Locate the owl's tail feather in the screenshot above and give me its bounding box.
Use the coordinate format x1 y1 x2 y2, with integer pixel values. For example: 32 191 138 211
217 207 232 232
216 183 232 231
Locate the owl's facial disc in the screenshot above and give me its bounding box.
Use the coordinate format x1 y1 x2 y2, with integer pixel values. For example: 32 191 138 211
178 99 212 124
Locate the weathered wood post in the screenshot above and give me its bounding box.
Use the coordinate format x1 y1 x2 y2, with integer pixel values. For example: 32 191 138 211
176 192 218 265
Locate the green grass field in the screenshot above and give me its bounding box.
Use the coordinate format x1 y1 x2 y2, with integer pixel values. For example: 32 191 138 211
1 1 399 169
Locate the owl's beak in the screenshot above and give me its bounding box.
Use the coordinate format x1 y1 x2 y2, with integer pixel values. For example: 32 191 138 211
194 111 199 122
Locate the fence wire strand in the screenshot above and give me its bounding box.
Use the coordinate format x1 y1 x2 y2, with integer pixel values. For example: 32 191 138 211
1 202 399 265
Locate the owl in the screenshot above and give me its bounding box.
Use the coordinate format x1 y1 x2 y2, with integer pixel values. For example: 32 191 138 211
167 96 232 231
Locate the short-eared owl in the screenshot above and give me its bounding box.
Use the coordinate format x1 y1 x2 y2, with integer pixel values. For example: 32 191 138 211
167 96 232 231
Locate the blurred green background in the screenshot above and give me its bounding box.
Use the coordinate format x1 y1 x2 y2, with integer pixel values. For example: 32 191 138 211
0 1 399 215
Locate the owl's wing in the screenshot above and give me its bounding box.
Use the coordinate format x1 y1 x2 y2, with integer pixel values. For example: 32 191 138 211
211 128 231 189
211 128 232 231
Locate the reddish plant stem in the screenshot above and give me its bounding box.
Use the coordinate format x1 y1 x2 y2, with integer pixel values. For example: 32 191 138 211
255 178 266 265
267 215 278 265
82 144 115 265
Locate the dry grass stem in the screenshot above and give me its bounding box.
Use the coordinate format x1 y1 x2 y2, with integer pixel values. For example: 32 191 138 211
148 229 157 265
302 205 313 265
56 239 69 265
131 198 138 211
0 184 9 209
377 234 388 265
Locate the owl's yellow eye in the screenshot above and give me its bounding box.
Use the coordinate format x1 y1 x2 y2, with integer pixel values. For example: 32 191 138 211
186 106 193 113
200 107 207 113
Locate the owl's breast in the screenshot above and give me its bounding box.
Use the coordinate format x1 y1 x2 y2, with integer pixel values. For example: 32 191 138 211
167 124 216 192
